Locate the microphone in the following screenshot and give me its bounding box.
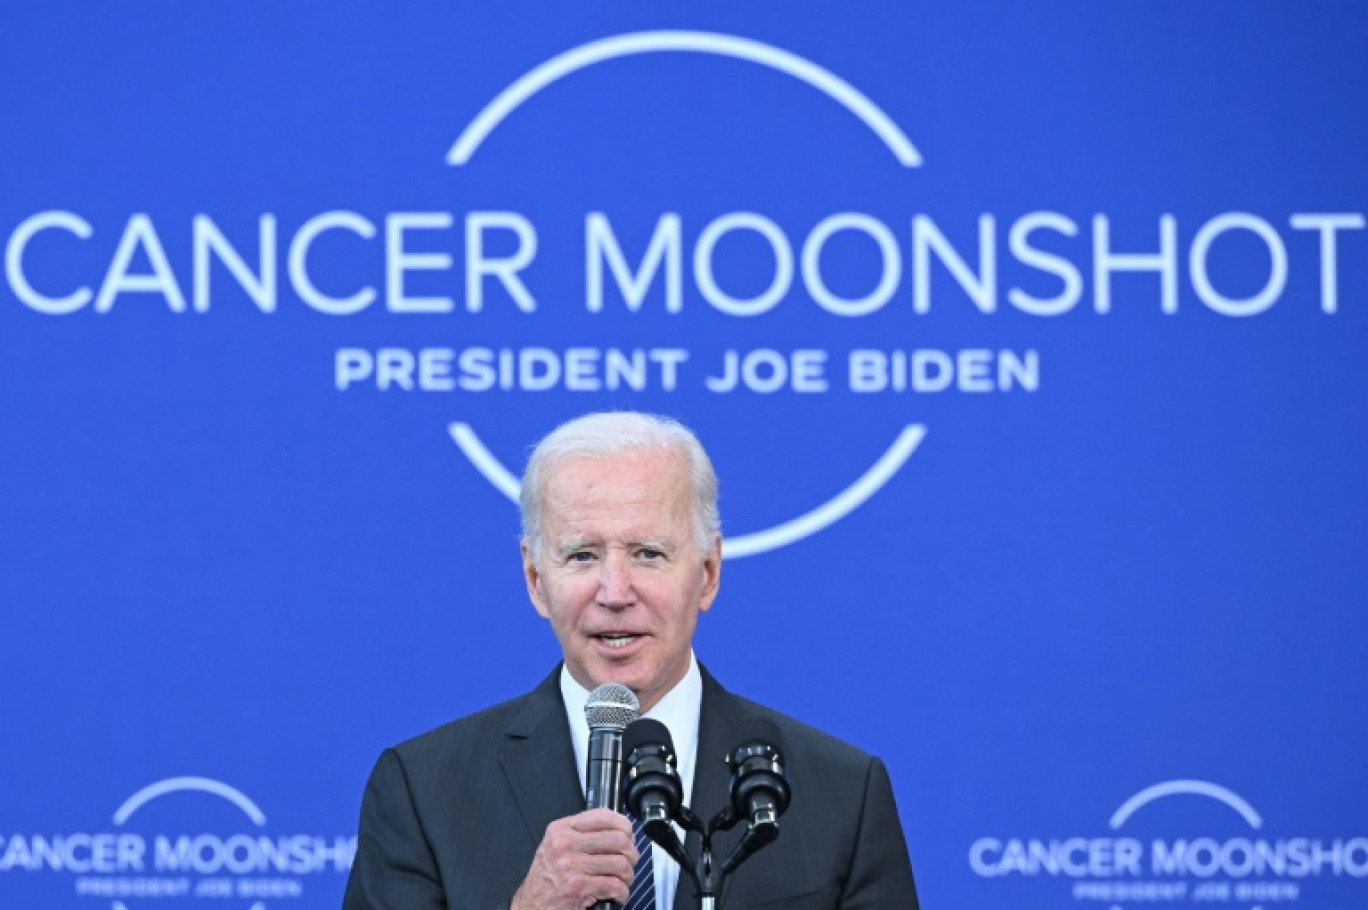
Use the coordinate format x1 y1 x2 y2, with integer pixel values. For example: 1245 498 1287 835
722 717 791 873
622 718 690 868
584 683 639 811
584 683 639 910
622 718 683 823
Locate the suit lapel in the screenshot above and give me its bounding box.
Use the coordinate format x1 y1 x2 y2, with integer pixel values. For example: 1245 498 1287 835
499 668 585 846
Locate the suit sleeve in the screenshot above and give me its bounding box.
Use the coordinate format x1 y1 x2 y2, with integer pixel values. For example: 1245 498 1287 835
344 749 494 910
841 756 920 909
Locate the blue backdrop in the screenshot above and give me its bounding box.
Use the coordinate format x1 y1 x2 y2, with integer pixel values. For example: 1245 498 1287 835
3 4 1366 910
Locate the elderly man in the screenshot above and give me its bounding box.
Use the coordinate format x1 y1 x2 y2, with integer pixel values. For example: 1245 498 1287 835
344 412 919 910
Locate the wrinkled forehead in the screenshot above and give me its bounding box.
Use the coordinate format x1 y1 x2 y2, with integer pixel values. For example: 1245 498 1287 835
542 447 691 491
539 450 694 527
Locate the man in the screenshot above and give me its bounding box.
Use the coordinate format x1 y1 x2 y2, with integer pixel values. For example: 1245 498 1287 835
344 412 919 909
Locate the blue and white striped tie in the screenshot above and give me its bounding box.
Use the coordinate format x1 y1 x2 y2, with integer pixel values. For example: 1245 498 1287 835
622 815 656 910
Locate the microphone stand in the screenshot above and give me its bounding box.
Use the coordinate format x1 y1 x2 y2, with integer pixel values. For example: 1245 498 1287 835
670 805 720 910
672 802 772 909
623 722 787 910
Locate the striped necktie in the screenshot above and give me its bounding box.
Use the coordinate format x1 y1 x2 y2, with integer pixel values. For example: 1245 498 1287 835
623 815 656 910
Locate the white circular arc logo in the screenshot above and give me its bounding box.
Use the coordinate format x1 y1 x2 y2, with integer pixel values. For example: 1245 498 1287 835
1109 779 1264 831
442 30 931 557
445 29 923 167
113 776 268 828
448 422 926 558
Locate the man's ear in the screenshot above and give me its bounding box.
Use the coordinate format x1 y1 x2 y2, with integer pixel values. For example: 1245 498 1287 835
697 533 722 614
521 541 550 619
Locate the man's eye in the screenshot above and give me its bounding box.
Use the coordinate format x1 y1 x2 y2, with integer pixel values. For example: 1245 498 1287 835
568 551 594 563
638 549 663 560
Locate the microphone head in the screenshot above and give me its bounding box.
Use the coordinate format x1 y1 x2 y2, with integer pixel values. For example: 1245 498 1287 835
585 683 640 731
622 718 683 824
726 716 791 820
623 717 675 755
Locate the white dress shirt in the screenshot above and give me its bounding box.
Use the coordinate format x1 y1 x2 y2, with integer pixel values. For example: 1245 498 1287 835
561 653 702 910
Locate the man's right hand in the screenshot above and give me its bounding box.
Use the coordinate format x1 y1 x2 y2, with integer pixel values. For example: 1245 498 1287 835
510 808 638 910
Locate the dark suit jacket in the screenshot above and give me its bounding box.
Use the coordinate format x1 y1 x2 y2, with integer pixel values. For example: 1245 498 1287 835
344 665 918 909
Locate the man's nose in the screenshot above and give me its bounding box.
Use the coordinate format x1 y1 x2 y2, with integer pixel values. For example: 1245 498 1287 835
596 552 634 607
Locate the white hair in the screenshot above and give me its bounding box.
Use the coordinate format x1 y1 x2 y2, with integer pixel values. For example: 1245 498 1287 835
520 412 720 561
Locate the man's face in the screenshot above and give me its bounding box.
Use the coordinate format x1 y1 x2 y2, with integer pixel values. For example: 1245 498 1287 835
522 449 721 713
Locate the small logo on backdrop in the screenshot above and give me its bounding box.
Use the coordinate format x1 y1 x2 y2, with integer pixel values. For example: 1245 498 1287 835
967 779 1368 909
0 776 355 910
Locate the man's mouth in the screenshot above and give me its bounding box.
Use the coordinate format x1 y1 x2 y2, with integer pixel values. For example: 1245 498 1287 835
594 633 641 650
